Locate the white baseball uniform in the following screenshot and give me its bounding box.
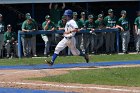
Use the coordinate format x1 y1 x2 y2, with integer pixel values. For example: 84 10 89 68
54 19 80 55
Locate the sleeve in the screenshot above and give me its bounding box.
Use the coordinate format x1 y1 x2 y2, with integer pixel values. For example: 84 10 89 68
134 18 137 25
71 20 78 29
104 17 108 26
42 22 45 30
21 21 26 30
57 21 61 28
117 18 121 26
4 32 7 43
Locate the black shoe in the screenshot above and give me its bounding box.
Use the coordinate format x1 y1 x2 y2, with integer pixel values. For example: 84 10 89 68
137 51 140 54
123 51 128 54
84 54 89 63
45 60 53 66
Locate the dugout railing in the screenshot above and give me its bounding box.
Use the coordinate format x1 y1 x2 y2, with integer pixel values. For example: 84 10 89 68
18 28 119 58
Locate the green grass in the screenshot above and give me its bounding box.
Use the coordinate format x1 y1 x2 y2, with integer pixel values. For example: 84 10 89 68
30 67 140 87
0 54 140 66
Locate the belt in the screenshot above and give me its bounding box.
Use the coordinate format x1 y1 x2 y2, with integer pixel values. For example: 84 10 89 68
64 37 72 39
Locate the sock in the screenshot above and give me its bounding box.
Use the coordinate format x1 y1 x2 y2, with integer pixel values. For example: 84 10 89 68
52 53 58 63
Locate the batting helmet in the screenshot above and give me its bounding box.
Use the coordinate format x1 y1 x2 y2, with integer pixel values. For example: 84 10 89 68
121 10 127 14
64 9 73 16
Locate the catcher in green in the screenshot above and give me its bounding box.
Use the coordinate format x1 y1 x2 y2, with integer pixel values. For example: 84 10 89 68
116 10 130 54
134 11 140 53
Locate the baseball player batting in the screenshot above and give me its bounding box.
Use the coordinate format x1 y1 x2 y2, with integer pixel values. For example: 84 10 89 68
45 9 89 66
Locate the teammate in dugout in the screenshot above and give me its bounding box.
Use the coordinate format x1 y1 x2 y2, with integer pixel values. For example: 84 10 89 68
81 15 96 54
46 9 89 66
134 11 140 53
41 15 56 57
0 14 5 58
116 10 130 54
104 9 117 54
4 24 18 58
94 14 105 54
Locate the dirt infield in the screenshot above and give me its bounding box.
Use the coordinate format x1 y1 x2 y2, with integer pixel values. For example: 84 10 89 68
0 65 140 93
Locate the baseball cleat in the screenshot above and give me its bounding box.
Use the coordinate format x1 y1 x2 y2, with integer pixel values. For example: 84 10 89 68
45 60 53 66
84 54 89 63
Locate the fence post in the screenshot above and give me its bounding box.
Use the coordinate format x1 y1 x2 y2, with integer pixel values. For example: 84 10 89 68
18 31 22 58
116 29 119 53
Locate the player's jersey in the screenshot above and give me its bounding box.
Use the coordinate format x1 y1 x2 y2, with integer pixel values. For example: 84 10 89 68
64 19 78 37
117 17 129 31
134 16 140 29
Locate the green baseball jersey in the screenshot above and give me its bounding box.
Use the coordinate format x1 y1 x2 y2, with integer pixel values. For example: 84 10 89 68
21 20 36 38
57 20 65 28
4 31 17 43
104 16 117 27
50 9 62 24
95 19 105 29
117 17 129 31
85 20 96 30
78 19 86 28
134 16 140 29
42 21 56 36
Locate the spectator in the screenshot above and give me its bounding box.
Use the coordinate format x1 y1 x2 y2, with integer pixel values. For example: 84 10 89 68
116 10 130 54
42 15 56 57
25 13 38 57
94 14 105 54
104 9 117 54
21 16 36 57
49 3 65 25
134 11 140 54
82 15 96 54
4 24 18 58
0 14 5 58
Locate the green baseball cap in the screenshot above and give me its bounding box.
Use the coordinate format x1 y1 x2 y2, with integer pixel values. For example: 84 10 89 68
81 12 85 15
88 15 94 18
45 15 50 19
98 14 103 18
121 10 127 14
73 12 78 15
108 9 114 13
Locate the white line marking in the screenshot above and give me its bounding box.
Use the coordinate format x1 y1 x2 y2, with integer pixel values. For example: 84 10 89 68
0 81 140 93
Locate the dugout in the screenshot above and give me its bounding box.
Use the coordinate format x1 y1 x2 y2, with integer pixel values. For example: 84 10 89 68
0 0 140 55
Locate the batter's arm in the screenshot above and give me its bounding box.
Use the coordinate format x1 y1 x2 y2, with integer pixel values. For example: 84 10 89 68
64 28 78 34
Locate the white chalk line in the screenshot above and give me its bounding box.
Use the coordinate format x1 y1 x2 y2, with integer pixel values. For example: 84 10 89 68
0 70 40 75
0 81 140 93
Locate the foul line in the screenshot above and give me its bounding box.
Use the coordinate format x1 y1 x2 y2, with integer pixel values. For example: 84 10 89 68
0 82 140 93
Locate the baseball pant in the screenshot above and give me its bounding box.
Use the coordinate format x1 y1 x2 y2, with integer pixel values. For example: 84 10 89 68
75 34 82 50
105 32 115 53
80 34 95 53
94 33 104 51
41 35 50 55
136 29 140 52
0 34 4 57
5 42 18 56
31 36 37 55
21 37 31 56
54 37 80 55
121 31 130 52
